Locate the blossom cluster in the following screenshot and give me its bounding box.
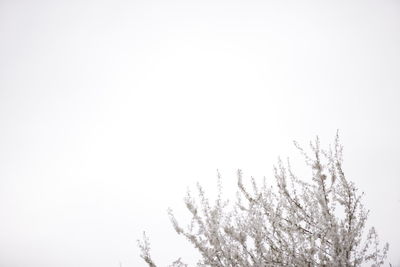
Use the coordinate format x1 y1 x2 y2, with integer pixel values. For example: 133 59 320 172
138 134 388 267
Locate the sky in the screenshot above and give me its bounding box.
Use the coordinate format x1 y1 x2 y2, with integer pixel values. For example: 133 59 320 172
0 0 399 266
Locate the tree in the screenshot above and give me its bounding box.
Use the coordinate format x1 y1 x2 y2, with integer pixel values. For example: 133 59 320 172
138 134 389 266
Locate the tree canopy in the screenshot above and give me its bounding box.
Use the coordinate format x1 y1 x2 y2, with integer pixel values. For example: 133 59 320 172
138 134 389 266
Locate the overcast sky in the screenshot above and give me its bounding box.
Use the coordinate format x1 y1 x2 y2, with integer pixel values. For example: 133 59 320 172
0 0 399 266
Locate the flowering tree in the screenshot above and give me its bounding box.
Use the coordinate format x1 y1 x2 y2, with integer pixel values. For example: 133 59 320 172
138 135 389 266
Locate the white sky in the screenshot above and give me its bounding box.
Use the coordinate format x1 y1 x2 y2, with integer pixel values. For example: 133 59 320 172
0 0 399 266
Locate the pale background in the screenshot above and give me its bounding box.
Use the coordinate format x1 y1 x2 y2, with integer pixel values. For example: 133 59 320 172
0 0 399 266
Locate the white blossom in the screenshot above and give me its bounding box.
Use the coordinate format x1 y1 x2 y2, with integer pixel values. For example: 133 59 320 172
138 134 389 267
